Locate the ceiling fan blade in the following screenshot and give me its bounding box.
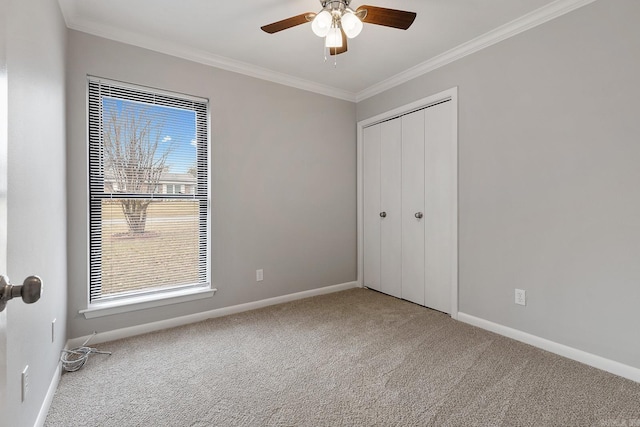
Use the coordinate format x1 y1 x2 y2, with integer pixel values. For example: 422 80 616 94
356 5 416 30
261 13 316 34
329 29 348 55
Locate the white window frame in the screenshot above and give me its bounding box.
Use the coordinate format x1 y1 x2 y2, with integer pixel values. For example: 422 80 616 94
81 76 213 318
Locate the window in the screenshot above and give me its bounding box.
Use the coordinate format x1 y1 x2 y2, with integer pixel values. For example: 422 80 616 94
166 184 182 194
88 77 210 306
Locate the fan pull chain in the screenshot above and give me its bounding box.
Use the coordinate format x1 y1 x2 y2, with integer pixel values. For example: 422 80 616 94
322 40 337 67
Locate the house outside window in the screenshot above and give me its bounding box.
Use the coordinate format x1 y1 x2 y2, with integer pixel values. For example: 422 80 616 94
87 77 210 307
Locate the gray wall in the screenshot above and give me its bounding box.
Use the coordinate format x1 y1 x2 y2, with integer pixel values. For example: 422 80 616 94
5 0 68 425
67 31 357 338
358 0 640 369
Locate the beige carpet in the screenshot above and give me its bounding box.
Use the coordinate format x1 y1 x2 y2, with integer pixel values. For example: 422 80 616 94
45 288 640 426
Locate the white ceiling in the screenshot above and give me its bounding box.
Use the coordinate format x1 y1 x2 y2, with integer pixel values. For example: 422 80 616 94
57 0 592 101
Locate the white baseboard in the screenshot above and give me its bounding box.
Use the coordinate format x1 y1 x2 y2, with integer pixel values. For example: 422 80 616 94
35 362 61 427
67 281 359 349
457 312 640 384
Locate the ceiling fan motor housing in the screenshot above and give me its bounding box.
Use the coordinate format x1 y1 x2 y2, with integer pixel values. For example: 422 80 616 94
321 0 350 12
318 0 364 35
320 0 354 19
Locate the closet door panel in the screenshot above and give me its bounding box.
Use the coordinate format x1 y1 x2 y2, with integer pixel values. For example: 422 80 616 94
425 101 453 314
401 110 426 305
363 124 381 291
379 118 402 298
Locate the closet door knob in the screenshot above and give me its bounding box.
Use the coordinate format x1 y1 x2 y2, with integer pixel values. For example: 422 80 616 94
379 212 387 218
415 212 423 219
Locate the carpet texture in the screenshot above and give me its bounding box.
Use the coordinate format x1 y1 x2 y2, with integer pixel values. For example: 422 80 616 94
45 289 640 426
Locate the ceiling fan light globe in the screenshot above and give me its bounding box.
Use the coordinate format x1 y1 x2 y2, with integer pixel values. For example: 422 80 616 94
341 11 363 38
311 10 332 37
325 27 343 48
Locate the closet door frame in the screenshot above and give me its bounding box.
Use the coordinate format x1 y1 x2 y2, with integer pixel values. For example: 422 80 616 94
356 87 459 319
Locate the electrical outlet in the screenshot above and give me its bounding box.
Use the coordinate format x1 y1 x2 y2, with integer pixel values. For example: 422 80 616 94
22 365 29 402
256 269 264 282
52 318 56 343
515 289 526 306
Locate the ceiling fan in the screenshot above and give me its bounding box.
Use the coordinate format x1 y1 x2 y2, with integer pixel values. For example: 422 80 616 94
261 0 417 56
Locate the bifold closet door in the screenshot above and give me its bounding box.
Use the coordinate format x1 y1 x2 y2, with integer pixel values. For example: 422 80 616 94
363 124 381 292
363 99 454 314
363 119 402 298
401 110 426 305
424 101 453 314
379 119 402 298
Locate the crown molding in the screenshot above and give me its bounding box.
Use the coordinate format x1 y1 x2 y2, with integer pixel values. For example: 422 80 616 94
355 0 598 102
58 0 597 104
57 0 76 28
57 1 356 102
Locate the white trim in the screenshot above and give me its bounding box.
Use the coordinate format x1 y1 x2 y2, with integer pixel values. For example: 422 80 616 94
68 281 359 348
58 0 596 103
449 93 459 321
56 0 76 29
80 287 217 319
88 75 209 103
457 312 640 384
355 0 598 101
357 88 458 318
34 363 61 427
357 88 457 129
84 77 213 318
356 126 364 288
57 0 355 102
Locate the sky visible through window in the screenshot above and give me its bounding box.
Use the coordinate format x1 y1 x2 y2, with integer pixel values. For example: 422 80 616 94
102 97 197 174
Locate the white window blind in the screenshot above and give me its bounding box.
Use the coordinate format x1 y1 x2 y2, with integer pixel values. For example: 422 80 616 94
88 77 210 304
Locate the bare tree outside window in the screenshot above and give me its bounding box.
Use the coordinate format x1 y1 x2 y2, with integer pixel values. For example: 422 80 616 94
103 105 172 235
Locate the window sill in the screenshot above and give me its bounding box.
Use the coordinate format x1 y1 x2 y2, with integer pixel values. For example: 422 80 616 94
79 287 217 319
